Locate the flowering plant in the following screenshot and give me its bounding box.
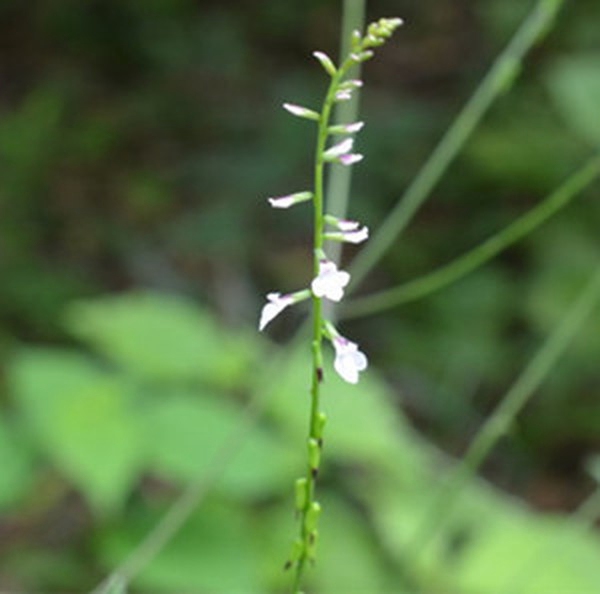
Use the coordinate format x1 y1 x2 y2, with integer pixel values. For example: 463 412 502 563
259 17 403 593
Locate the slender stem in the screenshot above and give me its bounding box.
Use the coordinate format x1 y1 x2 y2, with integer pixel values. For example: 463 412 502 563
347 0 565 291
408 262 600 561
291 68 340 594
342 153 600 318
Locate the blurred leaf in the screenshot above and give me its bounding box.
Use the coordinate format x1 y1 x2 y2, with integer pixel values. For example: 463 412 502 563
9 349 145 515
64 292 256 387
454 494 600 593
587 456 600 484
313 495 400 594
546 54 600 147
143 391 299 499
0 413 33 509
100 500 261 592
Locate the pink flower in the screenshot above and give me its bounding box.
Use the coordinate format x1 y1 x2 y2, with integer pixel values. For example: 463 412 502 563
332 336 368 384
311 260 350 302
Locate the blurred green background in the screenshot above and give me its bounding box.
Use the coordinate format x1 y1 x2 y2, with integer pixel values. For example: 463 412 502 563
0 0 599 592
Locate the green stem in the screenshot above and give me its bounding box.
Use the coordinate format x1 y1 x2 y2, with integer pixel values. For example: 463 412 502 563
347 0 565 291
342 153 600 318
408 262 600 561
291 65 344 594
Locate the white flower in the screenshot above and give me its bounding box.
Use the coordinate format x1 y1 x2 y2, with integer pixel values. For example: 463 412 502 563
259 292 294 331
335 90 352 102
313 51 337 76
328 121 364 135
268 191 313 209
337 219 360 231
324 138 354 159
325 226 369 244
311 259 350 302
283 103 320 121
323 138 363 166
332 336 368 384
339 153 364 166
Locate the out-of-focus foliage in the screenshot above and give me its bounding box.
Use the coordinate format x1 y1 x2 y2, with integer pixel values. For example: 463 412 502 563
0 0 599 591
2 292 600 592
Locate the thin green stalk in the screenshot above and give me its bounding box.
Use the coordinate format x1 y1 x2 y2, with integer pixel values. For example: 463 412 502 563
348 0 565 290
408 262 600 560
291 54 360 594
342 153 600 319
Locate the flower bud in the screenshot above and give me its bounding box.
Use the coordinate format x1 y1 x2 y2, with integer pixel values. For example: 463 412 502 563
283 103 320 121
313 51 337 76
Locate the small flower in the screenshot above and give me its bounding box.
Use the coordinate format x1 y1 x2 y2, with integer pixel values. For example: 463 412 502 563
339 79 364 90
328 121 365 135
324 138 354 159
339 153 364 166
336 218 360 231
350 50 374 63
311 259 350 302
332 336 368 384
335 90 353 102
325 226 369 244
268 191 313 209
259 292 295 331
313 51 337 76
323 138 363 166
259 290 311 331
283 103 320 121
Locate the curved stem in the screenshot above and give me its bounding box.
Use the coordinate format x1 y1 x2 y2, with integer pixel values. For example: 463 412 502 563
342 153 600 318
347 0 565 291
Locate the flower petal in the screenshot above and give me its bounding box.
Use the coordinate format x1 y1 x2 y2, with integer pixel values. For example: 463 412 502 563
332 336 368 384
259 292 293 331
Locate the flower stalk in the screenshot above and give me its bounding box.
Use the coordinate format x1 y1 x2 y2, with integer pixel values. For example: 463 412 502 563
258 17 403 593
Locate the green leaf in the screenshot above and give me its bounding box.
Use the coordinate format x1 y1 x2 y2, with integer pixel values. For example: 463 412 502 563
546 54 600 146
9 349 145 515
0 413 33 509
143 392 300 498
64 292 257 387
99 500 261 592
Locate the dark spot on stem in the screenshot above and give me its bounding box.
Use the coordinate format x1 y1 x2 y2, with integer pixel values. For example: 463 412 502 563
317 437 323 448
311 467 319 479
317 367 324 383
